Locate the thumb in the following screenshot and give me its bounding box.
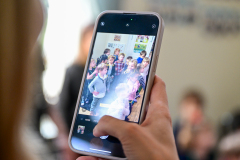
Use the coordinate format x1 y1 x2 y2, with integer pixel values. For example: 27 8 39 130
93 115 130 139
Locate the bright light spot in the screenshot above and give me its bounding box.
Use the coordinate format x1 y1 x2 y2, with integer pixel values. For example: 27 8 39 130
43 0 94 104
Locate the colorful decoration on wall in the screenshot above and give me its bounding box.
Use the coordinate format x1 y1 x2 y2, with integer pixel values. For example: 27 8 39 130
136 35 149 43
134 44 147 53
114 35 121 41
107 43 125 53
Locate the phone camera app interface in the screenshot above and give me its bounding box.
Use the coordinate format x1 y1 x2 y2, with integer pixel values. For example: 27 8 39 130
78 33 155 123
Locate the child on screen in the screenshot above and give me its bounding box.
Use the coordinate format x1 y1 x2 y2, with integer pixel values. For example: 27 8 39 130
103 48 111 56
126 72 140 120
123 59 137 74
123 56 133 71
85 59 98 104
121 59 137 83
88 63 108 115
106 55 115 91
135 63 145 99
141 57 150 83
137 50 147 64
114 53 125 76
113 48 120 62
96 51 109 66
114 53 125 86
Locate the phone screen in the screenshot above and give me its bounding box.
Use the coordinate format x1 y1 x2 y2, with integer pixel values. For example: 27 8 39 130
70 13 160 158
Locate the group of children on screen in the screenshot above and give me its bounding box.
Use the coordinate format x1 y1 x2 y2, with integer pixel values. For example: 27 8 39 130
84 48 151 121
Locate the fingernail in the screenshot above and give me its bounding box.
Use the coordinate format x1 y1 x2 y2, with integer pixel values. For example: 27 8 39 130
93 127 96 135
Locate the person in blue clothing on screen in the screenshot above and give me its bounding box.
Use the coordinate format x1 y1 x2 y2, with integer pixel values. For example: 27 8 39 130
137 50 147 63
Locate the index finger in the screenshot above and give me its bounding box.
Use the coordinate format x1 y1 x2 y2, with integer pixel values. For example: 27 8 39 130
150 75 168 107
145 75 169 120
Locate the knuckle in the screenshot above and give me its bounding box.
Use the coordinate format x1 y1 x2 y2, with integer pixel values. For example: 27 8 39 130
123 123 140 137
141 118 151 127
99 115 111 124
153 103 172 125
160 107 172 125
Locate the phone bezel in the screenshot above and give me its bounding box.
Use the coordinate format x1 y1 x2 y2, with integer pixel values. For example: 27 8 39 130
68 10 165 160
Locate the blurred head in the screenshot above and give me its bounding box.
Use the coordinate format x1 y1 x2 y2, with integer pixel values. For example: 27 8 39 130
128 59 137 71
191 123 216 152
177 122 216 160
142 57 150 67
114 48 120 55
97 63 108 75
77 23 94 64
104 48 111 56
100 54 108 64
118 53 125 62
108 55 115 64
140 50 147 58
126 56 133 65
179 91 205 124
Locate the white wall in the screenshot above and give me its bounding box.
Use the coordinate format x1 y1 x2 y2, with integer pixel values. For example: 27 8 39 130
92 33 154 61
157 25 240 125
92 33 109 60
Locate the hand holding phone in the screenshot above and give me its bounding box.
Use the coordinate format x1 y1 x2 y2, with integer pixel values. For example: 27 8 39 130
69 10 165 159
77 76 178 160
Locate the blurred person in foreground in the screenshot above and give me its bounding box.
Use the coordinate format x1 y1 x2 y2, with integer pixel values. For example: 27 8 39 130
173 91 216 160
0 0 43 159
0 1 180 160
59 24 94 131
57 24 94 159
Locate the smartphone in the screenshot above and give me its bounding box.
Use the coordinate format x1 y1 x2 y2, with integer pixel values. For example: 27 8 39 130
69 10 164 159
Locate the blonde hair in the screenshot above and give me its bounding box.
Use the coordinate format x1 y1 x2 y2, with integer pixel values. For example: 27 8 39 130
119 53 125 57
97 63 107 71
0 1 43 160
108 55 115 60
143 57 150 63
137 63 144 71
90 58 95 63
114 48 120 55
129 59 137 69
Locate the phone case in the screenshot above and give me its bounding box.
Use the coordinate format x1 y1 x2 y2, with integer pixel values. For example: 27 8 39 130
68 10 165 160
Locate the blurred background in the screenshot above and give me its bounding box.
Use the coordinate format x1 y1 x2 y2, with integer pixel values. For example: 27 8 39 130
32 0 240 159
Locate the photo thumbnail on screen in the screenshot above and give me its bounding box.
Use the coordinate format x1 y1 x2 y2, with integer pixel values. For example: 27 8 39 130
78 33 155 123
